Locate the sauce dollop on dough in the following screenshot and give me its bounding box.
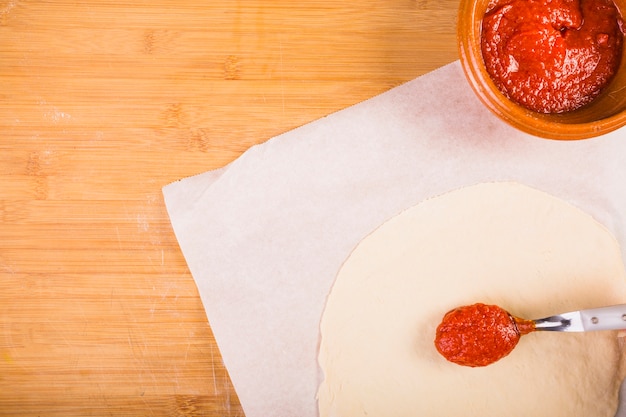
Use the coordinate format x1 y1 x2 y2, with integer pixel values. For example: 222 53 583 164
481 0 624 113
435 303 535 367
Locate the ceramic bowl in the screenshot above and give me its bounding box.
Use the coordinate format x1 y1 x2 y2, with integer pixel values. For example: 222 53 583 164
457 0 626 140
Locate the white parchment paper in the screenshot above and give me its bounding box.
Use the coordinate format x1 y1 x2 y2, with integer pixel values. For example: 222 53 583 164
163 61 626 417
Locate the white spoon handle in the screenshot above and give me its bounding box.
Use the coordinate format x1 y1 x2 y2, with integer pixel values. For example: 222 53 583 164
580 304 626 331
533 304 626 332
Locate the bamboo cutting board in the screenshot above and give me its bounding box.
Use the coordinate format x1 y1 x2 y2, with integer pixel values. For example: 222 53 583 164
0 1 458 415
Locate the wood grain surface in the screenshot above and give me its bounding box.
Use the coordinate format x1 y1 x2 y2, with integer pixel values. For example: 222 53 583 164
0 1 458 415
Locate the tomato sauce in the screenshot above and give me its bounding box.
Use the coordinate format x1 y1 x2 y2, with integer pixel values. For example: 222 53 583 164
481 0 624 113
434 303 535 367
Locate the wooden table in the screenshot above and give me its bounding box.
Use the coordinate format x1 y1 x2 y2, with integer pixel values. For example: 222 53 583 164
0 1 458 415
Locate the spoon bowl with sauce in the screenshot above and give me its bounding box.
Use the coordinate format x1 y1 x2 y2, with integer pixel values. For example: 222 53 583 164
434 303 626 367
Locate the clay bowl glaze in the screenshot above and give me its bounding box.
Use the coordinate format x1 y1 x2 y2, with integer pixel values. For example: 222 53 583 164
457 0 626 140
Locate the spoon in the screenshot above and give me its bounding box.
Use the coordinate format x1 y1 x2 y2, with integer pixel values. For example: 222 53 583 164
434 303 626 367
532 303 626 332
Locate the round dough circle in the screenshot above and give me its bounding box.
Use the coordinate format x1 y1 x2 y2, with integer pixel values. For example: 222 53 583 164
318 182 626 417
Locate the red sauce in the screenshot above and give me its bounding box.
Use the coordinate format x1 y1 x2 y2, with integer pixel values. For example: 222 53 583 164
434 303 535 367
481 0 624 113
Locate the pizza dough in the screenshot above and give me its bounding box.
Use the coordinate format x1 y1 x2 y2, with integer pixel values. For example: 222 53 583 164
317 182 626 417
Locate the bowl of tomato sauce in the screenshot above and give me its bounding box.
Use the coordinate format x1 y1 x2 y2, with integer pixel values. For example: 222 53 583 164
458 0 626 139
